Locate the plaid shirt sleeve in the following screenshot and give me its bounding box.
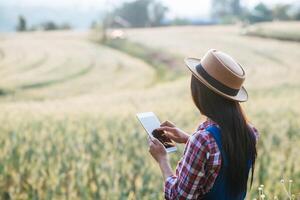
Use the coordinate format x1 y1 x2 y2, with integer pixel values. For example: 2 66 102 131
164 129 221 200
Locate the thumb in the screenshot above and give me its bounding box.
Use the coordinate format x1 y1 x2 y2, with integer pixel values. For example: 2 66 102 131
151 137 161 145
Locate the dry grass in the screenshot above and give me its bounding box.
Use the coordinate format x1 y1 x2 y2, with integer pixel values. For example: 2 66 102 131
0 25 299 199
242 21 300 42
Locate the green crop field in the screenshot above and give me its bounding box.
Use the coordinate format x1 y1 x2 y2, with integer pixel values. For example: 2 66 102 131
0 25 299 199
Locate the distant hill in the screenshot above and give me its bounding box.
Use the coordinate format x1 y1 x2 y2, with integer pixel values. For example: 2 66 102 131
0 6 103 32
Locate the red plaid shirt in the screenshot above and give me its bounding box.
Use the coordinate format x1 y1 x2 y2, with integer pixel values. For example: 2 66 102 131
164 119 259 200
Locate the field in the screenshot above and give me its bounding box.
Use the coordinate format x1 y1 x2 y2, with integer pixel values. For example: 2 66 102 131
243 21 300 42
0 24 299 199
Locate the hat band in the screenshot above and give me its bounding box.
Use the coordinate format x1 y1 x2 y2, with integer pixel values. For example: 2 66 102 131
195 63 239 96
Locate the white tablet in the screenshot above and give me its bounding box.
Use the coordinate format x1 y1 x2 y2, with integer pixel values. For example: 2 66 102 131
136 112 177 153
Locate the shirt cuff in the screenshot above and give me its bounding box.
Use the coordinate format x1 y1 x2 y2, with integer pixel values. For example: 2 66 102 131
164 175 177 198
166 175 176 183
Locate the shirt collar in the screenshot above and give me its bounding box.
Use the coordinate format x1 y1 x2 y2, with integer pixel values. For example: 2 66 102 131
197 117 218 131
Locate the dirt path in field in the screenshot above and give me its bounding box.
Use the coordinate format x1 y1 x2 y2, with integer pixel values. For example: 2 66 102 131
101 38 184 82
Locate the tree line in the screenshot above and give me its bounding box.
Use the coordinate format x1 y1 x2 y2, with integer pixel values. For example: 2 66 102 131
16 0 300 32
102 0 300 28
212 0 300 24
16 16 72 32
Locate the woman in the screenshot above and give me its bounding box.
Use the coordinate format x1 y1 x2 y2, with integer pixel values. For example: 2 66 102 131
148 49 258 200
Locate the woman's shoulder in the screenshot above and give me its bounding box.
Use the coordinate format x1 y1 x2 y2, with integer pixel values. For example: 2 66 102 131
190 120 220 151
248 123 260 142
191 129 214 145
194 119 219 139
189 123 221 163
194 119 259 143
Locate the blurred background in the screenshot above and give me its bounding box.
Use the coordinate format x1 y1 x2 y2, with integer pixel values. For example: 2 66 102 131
0 0 300 199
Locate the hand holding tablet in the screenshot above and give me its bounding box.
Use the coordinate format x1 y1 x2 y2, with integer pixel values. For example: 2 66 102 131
156 121 190 144
136 112 177 153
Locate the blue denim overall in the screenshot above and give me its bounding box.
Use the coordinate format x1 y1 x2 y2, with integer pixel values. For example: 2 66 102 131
203 125 251 200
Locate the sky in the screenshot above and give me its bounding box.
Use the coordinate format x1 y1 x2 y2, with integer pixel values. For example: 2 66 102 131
1 0 299 19
0 0 299 31
163 0 299 18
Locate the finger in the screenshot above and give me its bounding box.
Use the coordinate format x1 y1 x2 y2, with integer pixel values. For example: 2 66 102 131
148 144 153 152
160 120 175 127
156 126 176 133
147 136 154 145
148 140 156 152
163 131 174 138
151 137 162 145
149 135 156 141
149 135 157 144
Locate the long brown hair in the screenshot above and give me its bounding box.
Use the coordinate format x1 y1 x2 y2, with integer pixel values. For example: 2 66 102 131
190 75 257 196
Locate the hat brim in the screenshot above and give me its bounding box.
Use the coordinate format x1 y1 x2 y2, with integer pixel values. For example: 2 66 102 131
184 57 248 102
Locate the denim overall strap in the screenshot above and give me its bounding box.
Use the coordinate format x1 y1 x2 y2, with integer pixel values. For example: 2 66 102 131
203 125 247 200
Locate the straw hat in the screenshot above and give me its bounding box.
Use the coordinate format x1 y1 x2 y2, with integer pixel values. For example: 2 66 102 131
184 49 248 102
